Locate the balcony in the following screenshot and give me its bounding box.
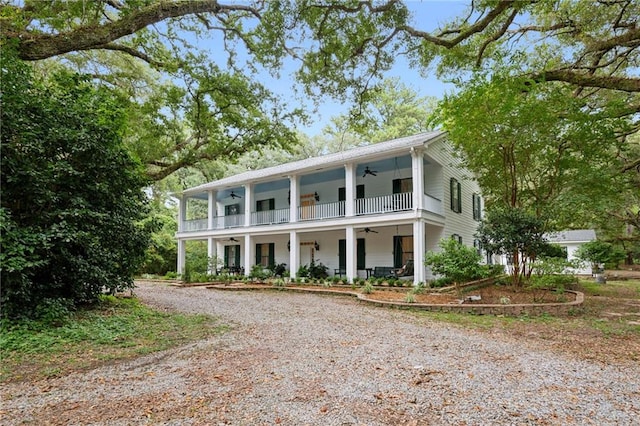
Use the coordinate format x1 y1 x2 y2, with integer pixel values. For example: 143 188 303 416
180 192 442 232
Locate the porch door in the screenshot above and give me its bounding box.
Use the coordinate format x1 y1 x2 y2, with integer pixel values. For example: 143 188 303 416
300 241 316 266
300 193 316 220
393 235 413 268
355 184 365 215
224 245 241 268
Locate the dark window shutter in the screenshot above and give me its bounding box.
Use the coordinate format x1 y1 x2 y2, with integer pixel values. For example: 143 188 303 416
269 198 275 210
392 179 402 194
338 187 345 201
268 243 275 266
234 245 241 267
255 243 262 265
338 239 346 269
356 184 365 199
224 246 230 268
457 181 462 213
393 236 403 268
357 238 366 270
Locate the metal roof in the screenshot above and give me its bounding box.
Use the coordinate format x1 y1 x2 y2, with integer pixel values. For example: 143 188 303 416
546 229 597 243
182 131 446 195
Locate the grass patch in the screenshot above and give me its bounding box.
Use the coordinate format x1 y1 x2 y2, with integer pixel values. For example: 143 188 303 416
0 295 226 383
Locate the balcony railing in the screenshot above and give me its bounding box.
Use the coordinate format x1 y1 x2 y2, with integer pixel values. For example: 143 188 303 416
251 208 290 225
355 192 413 215
298 201 345 222
182 218 208 232
180 192 444 232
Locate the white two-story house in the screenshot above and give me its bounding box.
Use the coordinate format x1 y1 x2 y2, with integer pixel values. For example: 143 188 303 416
176 131 483 284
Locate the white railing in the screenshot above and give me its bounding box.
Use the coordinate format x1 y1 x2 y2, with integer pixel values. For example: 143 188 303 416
224 214 245 228
298 201 345 221
181 218 208 232
355 192 413 215
251 208 290 225
424 194 443 215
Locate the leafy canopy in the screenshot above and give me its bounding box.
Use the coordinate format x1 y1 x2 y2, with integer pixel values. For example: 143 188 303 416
0 48 152 319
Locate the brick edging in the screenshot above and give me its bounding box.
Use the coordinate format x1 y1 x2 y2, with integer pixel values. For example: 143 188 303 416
205 284 584 316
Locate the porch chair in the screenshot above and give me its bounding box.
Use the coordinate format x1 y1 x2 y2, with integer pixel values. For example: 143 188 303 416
392 259 414 278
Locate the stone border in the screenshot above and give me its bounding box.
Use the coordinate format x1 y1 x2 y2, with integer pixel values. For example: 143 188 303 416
205 283 584 317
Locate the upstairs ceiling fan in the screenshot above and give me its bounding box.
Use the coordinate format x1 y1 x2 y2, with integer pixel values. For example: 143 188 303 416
228 190 242 199
359 227 378 233
362 166 378 177
222 237 239 242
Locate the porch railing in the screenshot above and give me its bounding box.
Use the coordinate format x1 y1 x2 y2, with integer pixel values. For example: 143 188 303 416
298 201 345 221
251 208 290 225
355 192 413 215
181 218 208 232
224 213 245 228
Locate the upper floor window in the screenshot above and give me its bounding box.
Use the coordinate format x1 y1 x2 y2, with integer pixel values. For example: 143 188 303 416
472 193 482 221
450 178 461 213
256 198 275 212
393 178 413 194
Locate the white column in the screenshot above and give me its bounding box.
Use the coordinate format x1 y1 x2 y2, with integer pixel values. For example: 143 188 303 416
411 147 425 211
345 225 356 283
289 175 299 223
216 240 224 271
178 195 187 232
344 164 356 217
207 190 216 230
289 230 299 279
207 237 216 274
244 184 253 227
244 234 253 276
177 239 186 276
413 220 426 285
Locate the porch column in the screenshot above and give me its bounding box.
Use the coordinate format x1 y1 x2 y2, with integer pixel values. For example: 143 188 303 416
244 184 253 227
244 234 253 276
411 147 425 211
289 230 299 279
207 190 216 230
345 225 356 283
207 237 216 274
216 197 224 230
413 220 426 285
344 163 356 217
289 175 299 223
177 239 186 275
216 240 224 272
178 195 187 232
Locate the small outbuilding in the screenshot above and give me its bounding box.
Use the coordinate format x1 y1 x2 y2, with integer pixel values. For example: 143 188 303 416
546 229 597 275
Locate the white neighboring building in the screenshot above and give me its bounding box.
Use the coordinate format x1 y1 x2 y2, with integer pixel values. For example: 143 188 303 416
546 229 597 275
175 131 484 284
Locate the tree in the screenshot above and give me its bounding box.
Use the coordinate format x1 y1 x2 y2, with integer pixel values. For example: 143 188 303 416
434 70 631 228
0 49 152 319
575 241 626 273
424 238 484 295
476 206 549 286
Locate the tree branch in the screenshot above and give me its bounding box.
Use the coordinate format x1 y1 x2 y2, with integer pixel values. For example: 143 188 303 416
10 1 261 61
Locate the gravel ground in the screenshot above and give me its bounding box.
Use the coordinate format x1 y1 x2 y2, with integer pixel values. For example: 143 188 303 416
2 281 639 425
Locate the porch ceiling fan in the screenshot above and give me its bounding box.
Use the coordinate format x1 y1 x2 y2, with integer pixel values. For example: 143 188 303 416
359 227 378 233
362 166 377 177
222 237 239 242
228 190 242 199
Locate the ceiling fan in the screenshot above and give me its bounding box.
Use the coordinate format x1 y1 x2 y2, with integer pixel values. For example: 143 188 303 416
222 237 239 242
228 190 242 199
362 166 377 177
359 227 378 233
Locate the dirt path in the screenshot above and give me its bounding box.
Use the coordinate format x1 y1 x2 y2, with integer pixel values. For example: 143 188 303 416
2 281 639 425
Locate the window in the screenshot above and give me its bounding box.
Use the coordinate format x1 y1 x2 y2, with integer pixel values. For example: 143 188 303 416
451 234 462 244
255 243 275 267
338 238 366 270
392 178 413 194
256 198 275 212
450 178 461 213
472 193 482 221
225 203 240 215
393 235 414 268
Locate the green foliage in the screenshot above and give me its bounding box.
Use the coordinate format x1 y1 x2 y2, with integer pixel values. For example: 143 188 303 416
138 199 178 276
0 49 151 319
362 282 374 294
424 238 484 288
576 241 626 272
476 206 548 286
249 264 271 281
430 277 454 288
297 261 329 280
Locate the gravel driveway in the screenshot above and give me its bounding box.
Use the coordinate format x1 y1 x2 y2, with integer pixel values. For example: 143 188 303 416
3 281 639 425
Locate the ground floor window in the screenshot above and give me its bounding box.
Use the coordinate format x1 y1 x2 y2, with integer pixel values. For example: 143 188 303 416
338 238 366 270
393 235 413 268
255 243 275 267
